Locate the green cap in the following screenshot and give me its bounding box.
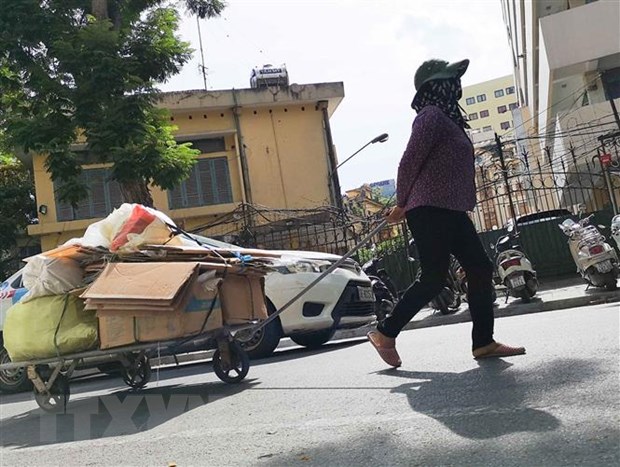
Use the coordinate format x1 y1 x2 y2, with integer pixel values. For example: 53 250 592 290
411 58 469 108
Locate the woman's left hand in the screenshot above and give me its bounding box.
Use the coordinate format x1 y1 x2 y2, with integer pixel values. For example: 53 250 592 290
385 206 405 223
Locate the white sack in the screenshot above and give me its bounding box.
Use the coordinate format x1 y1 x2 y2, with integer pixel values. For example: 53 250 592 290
21 255 84 303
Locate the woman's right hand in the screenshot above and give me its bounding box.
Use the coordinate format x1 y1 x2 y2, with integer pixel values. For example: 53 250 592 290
385 206 405 223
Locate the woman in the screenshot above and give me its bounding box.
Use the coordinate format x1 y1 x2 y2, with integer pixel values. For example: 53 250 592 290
367 58 525 367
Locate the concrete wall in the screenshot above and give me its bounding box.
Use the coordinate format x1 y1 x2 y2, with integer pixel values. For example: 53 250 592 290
539 1 620 74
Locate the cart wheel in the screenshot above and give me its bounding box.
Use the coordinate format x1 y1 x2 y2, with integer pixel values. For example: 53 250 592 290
34 374 70 413
213 342 249 384
122 355 151 389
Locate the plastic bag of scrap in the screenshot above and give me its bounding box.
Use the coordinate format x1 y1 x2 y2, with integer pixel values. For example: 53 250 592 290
63 203 182 252
3 294 98 361
21 255 84 303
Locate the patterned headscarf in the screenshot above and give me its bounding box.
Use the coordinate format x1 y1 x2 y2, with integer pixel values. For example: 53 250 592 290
411 78 469 129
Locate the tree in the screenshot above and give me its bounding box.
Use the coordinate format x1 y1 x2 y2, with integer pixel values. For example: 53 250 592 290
0 141 36 280
0 1 226 208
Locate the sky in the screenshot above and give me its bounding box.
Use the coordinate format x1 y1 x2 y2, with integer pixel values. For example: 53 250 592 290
160 0 514 192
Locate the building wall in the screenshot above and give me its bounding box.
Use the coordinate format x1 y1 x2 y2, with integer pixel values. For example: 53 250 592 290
238 104 331 209
28 83 344 251
459 75 519 135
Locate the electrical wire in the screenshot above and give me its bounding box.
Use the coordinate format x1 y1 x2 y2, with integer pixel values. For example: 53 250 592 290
499 72 602 141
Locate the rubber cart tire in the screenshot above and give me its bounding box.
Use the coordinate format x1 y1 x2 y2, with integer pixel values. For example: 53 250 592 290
34 373 70 413
122 355 151 389
213 342 249 384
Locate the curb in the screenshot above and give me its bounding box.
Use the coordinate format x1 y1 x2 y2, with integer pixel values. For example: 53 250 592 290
401 288 620 332
153 289 620 368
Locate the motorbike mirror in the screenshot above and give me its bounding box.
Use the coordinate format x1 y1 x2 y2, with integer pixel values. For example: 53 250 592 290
506 218 515 233
598 225 607 229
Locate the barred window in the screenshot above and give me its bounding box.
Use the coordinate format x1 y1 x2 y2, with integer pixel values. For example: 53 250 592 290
468 113 478 120
180 137 226 154
476 94 487 102
168 157 233 209
465 97 476 105
55 167 123 221
480 110 490 118
494 89 504 98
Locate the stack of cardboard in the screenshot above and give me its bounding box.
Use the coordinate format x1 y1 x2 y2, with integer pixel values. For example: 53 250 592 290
80 260 268 349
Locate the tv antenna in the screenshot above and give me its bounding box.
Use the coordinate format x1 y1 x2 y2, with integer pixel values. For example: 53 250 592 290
196 17 208 90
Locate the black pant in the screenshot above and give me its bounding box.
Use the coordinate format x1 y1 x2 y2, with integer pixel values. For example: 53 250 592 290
378 206 495 350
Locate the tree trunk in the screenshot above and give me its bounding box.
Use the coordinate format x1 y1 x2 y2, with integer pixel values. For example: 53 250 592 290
91 0 109 19
119 179 154 208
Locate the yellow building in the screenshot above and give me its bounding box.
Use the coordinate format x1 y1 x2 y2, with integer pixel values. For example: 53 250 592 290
459 75 518 135
26 82 345 251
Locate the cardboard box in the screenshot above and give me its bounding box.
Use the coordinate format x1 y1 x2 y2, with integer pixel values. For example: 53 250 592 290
219 274 268 324
97 298 224 349
95 269 267 349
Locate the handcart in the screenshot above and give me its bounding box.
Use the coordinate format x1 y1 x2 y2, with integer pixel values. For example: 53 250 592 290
0 325 254 412
0 220 387 413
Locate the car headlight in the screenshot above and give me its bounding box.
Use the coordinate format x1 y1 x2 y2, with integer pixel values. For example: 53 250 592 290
274 258 331 274
287 260 330 274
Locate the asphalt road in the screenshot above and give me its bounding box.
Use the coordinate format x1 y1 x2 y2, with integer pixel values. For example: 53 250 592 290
1 303 618 466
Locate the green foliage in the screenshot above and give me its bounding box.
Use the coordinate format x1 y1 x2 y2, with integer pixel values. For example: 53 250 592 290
0 0 225 207
357 235 406 264
0 152 36 280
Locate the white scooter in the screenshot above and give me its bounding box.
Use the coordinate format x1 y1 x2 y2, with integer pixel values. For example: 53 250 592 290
612 215 620 249
491 219 539 302
559 215 618 291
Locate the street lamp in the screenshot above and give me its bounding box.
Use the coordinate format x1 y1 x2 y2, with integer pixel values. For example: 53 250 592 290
335 133 389 170
330 132 389 211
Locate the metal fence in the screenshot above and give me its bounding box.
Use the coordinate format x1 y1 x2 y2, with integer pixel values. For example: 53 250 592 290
193 131 620 287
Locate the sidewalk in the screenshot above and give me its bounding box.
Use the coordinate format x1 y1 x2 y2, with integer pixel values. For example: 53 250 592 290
151 276 620 368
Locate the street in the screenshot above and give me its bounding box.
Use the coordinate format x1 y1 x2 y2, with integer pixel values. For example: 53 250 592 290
1 303 619 467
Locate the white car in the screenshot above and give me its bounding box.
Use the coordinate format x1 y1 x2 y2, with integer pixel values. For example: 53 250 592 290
189 235 376 358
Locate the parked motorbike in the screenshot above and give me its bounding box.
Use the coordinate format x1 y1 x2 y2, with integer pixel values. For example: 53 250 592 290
490 219 539 302
612 214 620 249
361 255 398 321
559 214 619 291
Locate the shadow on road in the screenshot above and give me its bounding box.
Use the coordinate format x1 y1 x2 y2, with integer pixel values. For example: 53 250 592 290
380 359 559 439
0 379 259 448
374 357 605 440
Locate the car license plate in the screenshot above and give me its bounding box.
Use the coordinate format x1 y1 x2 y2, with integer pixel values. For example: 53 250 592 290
509 275 526 288
595 260 613 273
357 286 375 302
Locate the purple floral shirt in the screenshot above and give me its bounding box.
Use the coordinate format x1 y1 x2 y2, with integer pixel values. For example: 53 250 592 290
396 105 476 212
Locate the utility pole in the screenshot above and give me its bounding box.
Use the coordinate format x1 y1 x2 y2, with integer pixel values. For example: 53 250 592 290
495 133 518 226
